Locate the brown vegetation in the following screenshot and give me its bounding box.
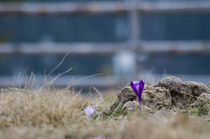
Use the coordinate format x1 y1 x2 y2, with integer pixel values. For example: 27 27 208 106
0 86 209 139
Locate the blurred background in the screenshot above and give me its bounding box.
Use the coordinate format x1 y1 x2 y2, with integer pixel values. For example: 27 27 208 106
0 0 210 89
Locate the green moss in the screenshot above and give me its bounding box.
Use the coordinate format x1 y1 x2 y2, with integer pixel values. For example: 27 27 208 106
197 105 209 116
102 106 128 119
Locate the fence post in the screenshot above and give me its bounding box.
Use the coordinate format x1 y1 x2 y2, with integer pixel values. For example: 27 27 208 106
130 0 140 79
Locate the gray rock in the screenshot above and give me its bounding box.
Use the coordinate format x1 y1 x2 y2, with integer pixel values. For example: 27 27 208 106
156 76 182 93
155 76 210 107
142 85 172 110
191 93 210 107
122 101 140 113
184 81 210 96
97 76 210 118
199 93 210 101
117 85 137 104
95 85 137 118
153 109 176 117
156 76 210 96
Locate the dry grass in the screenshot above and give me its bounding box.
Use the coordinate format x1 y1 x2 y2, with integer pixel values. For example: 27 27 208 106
0 87 209 139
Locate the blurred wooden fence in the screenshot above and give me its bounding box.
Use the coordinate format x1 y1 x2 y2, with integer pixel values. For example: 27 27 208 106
0 1 210 87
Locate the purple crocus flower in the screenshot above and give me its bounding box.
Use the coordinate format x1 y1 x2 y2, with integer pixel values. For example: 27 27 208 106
84 105 95 117
130 80 144 105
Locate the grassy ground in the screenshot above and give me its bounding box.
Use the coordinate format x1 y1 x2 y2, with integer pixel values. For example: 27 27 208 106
0 87 209 139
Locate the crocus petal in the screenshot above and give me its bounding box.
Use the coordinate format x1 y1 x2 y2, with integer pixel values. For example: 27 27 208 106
84 105 95 117
139 80 144 93
138 80 145 105
130 81 139 97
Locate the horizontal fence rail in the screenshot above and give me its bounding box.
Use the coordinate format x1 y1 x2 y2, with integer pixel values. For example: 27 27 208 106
0 43 126 55
140 41 210 55
0 41 210 55
0 2 210 15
